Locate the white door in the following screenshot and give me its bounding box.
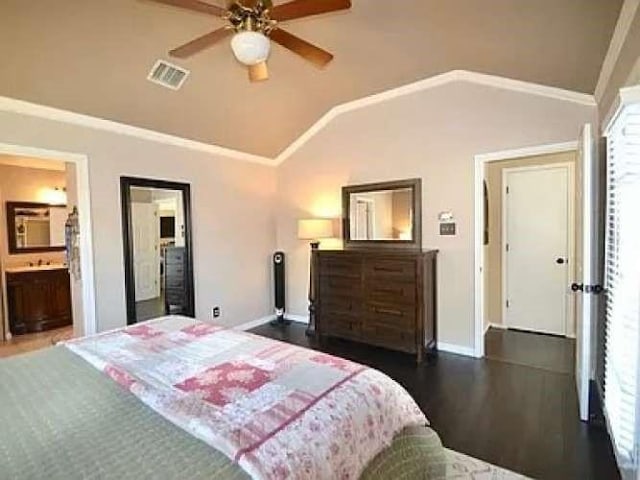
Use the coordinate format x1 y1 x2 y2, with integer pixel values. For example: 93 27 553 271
354 199 373 240
132 202 160 302
503 165 571 335
575 123 597 422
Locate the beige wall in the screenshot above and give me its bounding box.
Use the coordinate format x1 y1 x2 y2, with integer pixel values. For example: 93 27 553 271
276 81 595 349
0 110 277 333
483 151 577 333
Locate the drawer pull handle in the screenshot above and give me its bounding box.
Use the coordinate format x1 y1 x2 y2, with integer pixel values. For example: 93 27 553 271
373 267 402 273
374 307 403 316
374 288 402 295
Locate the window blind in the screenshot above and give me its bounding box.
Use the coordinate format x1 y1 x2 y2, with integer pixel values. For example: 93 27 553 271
604 103 640 476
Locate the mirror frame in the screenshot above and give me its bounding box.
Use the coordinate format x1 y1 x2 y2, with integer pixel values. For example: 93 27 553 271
342 178 422 250
6 201 67 254
120 176 195 325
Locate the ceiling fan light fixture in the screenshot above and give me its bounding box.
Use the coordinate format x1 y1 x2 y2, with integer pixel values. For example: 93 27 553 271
230 31 271 66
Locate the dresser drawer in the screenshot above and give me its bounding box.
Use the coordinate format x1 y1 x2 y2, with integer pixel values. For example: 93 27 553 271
362 324 416 354
322 314 362 341
319 254 362 279
365 280 416 305
365 301 416 329
364 258 416 282
319 275 362 299
320 294 361 315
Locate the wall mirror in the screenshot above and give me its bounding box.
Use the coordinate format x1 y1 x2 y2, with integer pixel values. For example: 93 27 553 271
121 177 195 325
6 201 67 254
342 178 422 250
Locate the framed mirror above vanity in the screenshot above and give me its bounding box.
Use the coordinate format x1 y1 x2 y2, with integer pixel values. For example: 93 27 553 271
6 201 67 254
342 178 422 250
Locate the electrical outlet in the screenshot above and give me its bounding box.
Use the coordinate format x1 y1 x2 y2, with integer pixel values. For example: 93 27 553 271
212 306 221 318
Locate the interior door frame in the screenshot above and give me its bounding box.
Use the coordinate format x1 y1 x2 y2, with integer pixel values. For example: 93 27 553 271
473 141 578 358
120 176 195 325
501 162 576 337
0 142 98 340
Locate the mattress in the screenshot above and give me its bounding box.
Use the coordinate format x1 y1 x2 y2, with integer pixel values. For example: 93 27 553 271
0 345 446 479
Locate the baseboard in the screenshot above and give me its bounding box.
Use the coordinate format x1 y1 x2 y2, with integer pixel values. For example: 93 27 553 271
437 342 477 357
233 316 273 331
485 323 508 335
234 314 309 331
286 314 309 324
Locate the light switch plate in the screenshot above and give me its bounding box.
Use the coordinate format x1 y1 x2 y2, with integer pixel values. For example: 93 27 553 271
440 222 456 236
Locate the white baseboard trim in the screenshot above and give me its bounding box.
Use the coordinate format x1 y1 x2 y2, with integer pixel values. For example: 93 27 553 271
234 316 273 331
485 323 508 335
234 314 310 331
286 314 310 324
437 342 477 357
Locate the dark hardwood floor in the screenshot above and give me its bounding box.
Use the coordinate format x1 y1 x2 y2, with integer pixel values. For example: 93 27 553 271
485 327 575 374
135 293 165 322
250 322 619 480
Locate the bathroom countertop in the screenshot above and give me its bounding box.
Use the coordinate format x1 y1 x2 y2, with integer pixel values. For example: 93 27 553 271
4 264 68 274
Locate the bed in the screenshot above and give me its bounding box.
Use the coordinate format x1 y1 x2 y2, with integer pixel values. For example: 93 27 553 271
0 316 447 479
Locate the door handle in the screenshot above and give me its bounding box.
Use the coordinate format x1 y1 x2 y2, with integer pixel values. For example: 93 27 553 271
556 258 566 265
571 283 584 292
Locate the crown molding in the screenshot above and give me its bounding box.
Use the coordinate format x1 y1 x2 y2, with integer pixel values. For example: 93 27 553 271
0 96 276 166
0 70 597 168
594 0 640 102
604 84 640 135
273 70 596 165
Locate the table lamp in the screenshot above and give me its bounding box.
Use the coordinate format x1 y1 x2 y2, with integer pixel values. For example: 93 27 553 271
298 218 334 335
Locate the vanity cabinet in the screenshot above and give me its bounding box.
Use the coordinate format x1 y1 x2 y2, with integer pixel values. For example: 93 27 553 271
6 268 72 334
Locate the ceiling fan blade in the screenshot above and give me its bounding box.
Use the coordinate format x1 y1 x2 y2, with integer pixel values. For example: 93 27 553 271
248 62 269 82
149 0 228 16
269 28 333 67
269 0 351 22
169 27 232 58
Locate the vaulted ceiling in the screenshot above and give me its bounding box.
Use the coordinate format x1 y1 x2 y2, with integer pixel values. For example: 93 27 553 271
0 0 621 157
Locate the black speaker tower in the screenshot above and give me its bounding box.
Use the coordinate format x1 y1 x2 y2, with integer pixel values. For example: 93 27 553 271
271 251 291 326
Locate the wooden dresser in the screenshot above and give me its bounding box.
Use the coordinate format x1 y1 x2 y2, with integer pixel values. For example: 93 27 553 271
314 249 437 362
164 246 189 315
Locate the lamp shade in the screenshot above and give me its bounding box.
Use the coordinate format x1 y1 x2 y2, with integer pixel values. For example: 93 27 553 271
230 31 271 66
298 218 334 240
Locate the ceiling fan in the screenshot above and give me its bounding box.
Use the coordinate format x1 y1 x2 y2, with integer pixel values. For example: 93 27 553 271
150 0 352 82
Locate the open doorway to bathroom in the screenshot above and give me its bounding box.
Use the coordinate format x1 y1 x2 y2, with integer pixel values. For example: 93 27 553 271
0 155 80 357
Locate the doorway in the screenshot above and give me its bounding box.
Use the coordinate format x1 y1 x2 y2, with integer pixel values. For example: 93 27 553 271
120 177 194 325
0 143 97 348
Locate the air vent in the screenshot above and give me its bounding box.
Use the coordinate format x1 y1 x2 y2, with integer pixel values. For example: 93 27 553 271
147 60 190 90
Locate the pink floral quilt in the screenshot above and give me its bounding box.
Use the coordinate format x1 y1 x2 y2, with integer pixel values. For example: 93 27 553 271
64 316 427 479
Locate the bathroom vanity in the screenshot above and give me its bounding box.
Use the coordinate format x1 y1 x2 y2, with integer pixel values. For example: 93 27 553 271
5 265 72 335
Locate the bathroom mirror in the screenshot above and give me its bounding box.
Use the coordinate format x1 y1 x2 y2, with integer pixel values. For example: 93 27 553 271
6 201 67 254
342 178 422 250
